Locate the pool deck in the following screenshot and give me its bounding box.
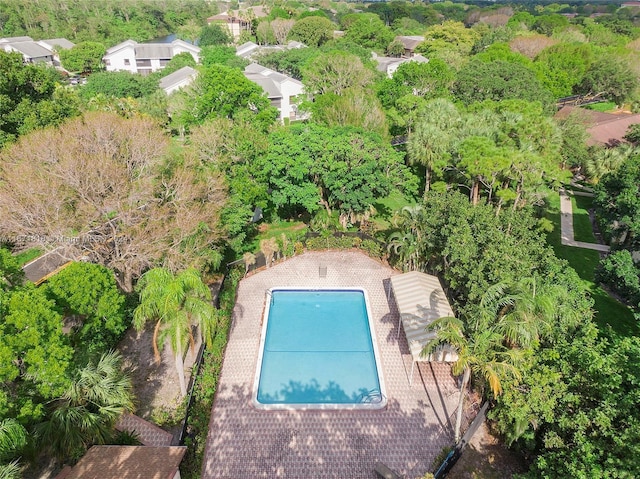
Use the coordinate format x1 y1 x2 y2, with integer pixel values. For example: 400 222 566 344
202 251 459 479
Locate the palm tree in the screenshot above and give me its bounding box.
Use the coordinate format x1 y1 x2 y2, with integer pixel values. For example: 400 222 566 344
407 99 460 196
133 268 217 397
0 461 21 479
479 276 555 349
388 204 431 272
0 418 27 479
35 351 134 462
422 316 522 443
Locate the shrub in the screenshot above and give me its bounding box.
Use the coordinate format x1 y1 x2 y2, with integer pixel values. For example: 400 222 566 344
596 250 640 307
361 239 384 258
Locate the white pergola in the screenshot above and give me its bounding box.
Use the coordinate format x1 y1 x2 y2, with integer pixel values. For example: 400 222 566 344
390 271 458 386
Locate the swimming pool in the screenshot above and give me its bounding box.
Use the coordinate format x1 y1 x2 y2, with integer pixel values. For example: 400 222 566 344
253 288 386 410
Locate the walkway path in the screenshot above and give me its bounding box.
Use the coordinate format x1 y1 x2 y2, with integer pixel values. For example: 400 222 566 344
559 189 610 252
22 247 72 284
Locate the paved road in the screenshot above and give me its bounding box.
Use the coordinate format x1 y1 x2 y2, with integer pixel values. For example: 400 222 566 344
559 189 610 252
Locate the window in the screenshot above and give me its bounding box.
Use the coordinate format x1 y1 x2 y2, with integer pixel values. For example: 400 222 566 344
104 59 111 66
124 59 130 65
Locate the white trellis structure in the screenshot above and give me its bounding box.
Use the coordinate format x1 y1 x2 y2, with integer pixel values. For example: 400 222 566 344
390 271 458 386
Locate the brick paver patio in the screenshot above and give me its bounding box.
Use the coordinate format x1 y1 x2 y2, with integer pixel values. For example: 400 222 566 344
202 251 459 479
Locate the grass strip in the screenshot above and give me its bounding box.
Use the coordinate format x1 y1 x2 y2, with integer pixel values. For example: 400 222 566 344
545 191 637 338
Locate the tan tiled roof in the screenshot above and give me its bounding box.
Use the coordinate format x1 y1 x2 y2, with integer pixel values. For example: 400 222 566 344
115 413 174 446
395 35 425 51
555 105 640 146
58 446 186 479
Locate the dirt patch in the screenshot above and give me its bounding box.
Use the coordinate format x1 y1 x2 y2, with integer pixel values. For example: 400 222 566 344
447 422 527 479
117 324 200 440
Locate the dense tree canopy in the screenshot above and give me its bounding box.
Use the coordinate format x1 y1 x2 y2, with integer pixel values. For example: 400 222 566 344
81 70 157 99
0 51 79 146
198 23 231 47
454 58 555 109
301 51 374 96
258 124 416 226
343 13 394 51
0 0 217 44
59 42 106 73
181 64 277 129
595 153 640 251
577 56 639 105
288 16 335 47
0 113 227 291
45 262 129 357
0 285 73 420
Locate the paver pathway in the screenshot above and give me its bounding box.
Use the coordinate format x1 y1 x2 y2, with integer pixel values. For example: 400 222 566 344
202 251 459 479
559 189 610 252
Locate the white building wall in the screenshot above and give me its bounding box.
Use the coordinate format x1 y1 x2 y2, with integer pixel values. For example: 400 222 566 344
105 46 137 73
278 79 304 121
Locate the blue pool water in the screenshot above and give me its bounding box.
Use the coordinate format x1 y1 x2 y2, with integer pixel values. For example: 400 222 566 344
254 289 385 408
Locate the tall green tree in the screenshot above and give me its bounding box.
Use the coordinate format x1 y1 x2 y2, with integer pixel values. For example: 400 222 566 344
35 351 134 462
533 43 593 98
181 64 277 129
0 285 73 401
199 23 231 46
0 51 78 146
45 262 129 355
577 57 639 106
301 51 374 96
259 124 416 226
594 152 640 250
59 42 106 73
453 58 554 109
133 268 218 397
288 16 335 47
343 13 394 51
422 315 522 442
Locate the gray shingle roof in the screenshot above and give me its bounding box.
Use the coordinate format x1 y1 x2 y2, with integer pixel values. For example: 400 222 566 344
8 41 53 58
40 38 75 50
135 44 173 59
0 36 33 43
244 74 280 98
159 66 197 90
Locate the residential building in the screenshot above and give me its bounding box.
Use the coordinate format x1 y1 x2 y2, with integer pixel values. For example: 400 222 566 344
159 66 198 95
236 40 305 60
394 35 425 58
37 38 75 67
207 6 268 40
373 53 429 78
236 41 260 59
0 36 55 64
103 39 200 75
243 63 304 122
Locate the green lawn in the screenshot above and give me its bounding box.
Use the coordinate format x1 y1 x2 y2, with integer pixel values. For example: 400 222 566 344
246 219 308 252
571 195 596 243
584 101 617 112
13 247 43 266
546 191 638 337
372 189 415 231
